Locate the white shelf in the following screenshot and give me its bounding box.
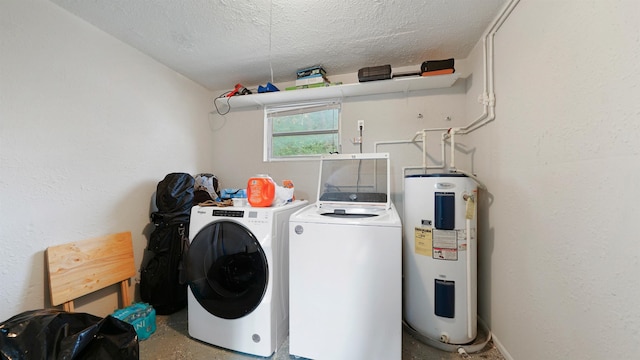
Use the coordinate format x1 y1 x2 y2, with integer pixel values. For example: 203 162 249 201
216 73 461 110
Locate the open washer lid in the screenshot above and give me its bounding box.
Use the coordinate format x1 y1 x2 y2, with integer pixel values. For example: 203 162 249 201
316 153 391 214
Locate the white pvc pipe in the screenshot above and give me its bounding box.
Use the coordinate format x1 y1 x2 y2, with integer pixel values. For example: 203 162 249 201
460 0 520 134
374 139 420 147
422 130 427 168
440 132 447 168
466 216 473 339
374 128 449 170
443 0 520 176
449 128 458 170
382 0 521 184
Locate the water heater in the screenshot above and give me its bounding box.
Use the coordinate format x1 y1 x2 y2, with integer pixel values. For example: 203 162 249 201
403 174 478 345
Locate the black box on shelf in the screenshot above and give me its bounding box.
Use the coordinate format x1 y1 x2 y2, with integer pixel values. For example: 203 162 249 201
358 65 392 82
421 58 455 73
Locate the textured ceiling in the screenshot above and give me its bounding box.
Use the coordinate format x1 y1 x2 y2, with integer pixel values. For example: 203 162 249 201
50 0 508 92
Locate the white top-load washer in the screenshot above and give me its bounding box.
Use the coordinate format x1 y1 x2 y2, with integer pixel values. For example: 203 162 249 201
289 153 402 360
186 200 307 357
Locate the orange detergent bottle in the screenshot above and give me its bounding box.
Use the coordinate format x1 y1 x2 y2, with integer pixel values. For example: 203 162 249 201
247 175 276 207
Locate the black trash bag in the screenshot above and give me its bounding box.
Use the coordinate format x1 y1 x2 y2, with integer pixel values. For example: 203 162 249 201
0 309 138 360
152 173 195 225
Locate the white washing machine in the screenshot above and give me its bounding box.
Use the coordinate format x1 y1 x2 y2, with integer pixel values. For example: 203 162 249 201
289 153 403 360
186 200 307 357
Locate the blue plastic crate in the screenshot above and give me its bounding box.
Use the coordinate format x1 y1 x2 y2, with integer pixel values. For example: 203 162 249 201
112 303 156 340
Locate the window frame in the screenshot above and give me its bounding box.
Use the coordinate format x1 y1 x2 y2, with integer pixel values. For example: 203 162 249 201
263 100 342 162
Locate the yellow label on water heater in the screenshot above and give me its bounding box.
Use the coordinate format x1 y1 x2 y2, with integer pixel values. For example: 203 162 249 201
414 227 432 257
466 195 476 220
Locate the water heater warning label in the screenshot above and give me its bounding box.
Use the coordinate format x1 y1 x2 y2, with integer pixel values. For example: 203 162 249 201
456 228 476 251
414 227 432 257
433 229 458 260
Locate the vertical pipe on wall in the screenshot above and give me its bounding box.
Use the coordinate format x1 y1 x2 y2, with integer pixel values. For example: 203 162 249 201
422 130 428 168
440 132 447 169
460 0 520 134
462 192 476 339
449 128 458 170
466 216 473 338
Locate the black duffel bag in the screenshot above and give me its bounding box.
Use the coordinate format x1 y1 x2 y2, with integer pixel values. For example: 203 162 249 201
140 173 194 315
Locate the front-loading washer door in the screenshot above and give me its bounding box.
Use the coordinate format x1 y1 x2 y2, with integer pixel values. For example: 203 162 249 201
186 220 268 319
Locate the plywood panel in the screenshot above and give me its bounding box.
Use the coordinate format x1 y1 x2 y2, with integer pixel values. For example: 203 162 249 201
47 231 136 307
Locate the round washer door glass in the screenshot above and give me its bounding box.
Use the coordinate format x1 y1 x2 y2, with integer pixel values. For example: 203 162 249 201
186 220 268 319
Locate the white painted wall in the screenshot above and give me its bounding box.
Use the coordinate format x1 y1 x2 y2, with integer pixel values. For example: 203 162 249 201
0 0 213 319
464 1 640 359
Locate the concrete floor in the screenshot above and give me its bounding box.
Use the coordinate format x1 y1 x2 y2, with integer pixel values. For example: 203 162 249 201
139 308 504 360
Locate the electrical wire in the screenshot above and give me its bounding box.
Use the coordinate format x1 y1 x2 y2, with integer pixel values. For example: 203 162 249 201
214 91 233 115
268 0 274 83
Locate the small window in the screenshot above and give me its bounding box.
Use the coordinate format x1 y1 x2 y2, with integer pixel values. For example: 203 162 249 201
264 101 341 161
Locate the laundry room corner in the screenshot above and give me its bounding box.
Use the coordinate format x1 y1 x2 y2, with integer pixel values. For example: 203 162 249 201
0 0 215 320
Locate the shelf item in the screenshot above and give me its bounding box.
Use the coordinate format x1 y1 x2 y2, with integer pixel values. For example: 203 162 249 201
215 73 461 110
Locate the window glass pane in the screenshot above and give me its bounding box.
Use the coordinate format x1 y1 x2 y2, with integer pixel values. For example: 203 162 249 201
272 109 338 134
265 101 341 161
272 133 338 157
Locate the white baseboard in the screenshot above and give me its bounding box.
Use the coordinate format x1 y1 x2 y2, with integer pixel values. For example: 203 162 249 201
478 315 514 360
489 331 514 360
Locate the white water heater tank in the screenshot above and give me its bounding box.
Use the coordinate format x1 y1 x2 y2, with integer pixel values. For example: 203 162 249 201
403 174 478 344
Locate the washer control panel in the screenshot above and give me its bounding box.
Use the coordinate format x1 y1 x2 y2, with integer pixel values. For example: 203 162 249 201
212 209 244 218
211 209 272 226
